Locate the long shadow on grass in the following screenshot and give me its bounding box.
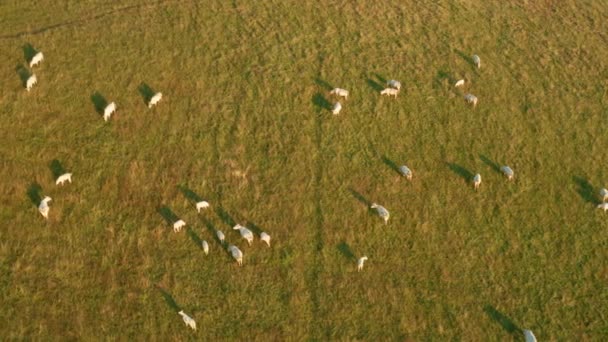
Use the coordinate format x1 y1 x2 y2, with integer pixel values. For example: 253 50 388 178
366 78 384 92
138 83 156 105
433 69 453 90
157 206 178 225
314 78 333 91
447 162 473 182
348 188 372 207
483 305 521 336
49 159 66 181
366 72 389 92
337 241 356 261
573 176 597 204
245 220 263 235
27 182 43 205
156 285 180 312
15 64 31 87
372 73 387 85
216 207 236 228
186 227 203 250
382 155 402 176
22 44 38 64
312 93 332 111
480 155 502 174
178 184 203 203
91 92 108 115
454 49 477 69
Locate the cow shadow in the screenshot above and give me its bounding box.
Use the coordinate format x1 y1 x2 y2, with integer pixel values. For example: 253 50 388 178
186 227 203 249
372 73 387 85
366 78 384 92
157 206 179 225
49 159 66 180
348 188 372 208
312 93 332 111
433 69 453 89
314 78 333 91
573 176 597 204
178 184 203 203
382 155 402 176
27 182 43 205
91 91 108 115
454 49 477 69
337 241 356 261
155 285 180 312
480 154 502 174
15 64 31 87
367 73 389 92
245 221 263 235
447 162 473 182
138 82 156 105
216 207 237 228
483 305 521 336
22 43 39 64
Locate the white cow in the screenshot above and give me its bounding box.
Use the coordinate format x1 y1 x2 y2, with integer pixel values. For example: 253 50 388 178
600 188 608 203
332 102 342 115
196 201 210 213
473 174 481 190
399 165 413 180
523 329 537 342
55 173 72 186
26 74 37 91
370 203 390 224
228 245 243 266
173 219 186 232
380 88 399 97
103 102 116 122
454 79 465 87
501 166 514 181
148 92 162 108
357 256 368 271
38 196 52 219
201 240 209 255
472 54 481 68
216 230 225 243
330 88 349 99
29 52 44 68
387 80 401 90
233 224 254 246
178 310 196 331
464 93 478 107
260 232 271 247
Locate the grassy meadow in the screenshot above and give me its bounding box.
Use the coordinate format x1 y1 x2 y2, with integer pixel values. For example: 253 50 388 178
1 0 607 340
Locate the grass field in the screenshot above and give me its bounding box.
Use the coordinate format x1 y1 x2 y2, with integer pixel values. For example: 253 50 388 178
1 0 607 340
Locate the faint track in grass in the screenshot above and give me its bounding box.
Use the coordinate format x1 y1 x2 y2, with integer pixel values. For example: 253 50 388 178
304 57 328 340
0 0 193 39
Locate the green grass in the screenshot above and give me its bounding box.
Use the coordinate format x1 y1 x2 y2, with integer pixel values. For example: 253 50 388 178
1 0 607 340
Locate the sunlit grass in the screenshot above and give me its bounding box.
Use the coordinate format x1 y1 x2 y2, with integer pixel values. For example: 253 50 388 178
0 0 607 339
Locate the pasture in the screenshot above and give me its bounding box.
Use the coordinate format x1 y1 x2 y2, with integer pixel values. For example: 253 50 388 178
1 0 607 340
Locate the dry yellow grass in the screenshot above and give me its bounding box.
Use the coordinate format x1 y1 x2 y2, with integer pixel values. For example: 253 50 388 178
0 0 607 339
